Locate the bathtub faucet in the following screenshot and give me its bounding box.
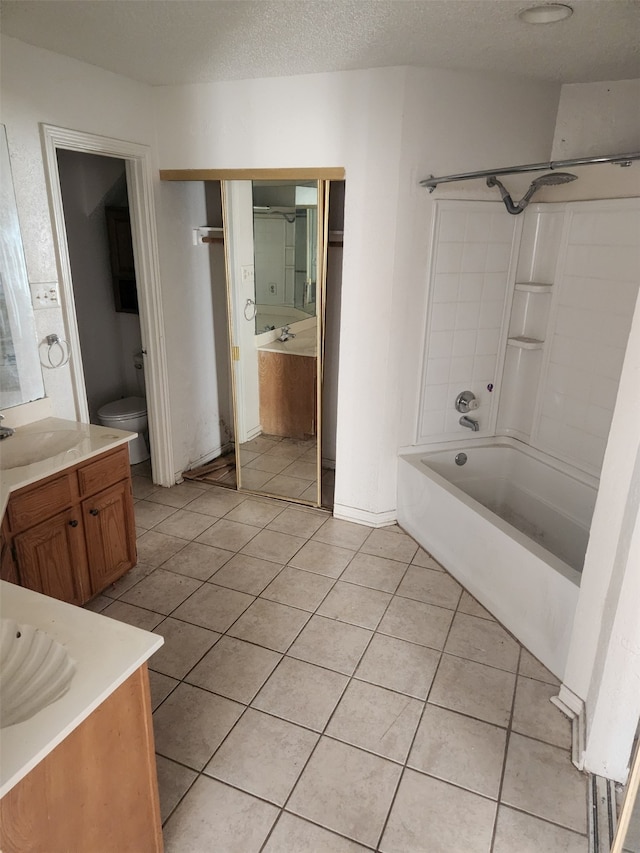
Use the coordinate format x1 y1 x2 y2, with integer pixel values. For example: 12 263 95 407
459 415 479 432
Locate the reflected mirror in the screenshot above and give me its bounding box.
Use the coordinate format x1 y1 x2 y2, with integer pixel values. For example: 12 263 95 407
0 124 45 409
252 181 318 333
223 178 327 506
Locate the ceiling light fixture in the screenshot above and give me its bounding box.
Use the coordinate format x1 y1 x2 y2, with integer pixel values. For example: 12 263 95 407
518 3 573 23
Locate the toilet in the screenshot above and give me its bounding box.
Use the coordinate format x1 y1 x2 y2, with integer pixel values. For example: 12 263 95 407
97 396 149 464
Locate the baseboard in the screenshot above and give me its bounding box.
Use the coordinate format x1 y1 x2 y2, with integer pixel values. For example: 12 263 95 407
552 685 586 770
333 503 397 528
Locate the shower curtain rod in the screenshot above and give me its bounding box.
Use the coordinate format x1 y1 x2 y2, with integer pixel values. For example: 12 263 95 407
420 151 640 192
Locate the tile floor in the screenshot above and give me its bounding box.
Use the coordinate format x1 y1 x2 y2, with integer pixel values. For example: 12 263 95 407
88 466 590 852
234 434 335 505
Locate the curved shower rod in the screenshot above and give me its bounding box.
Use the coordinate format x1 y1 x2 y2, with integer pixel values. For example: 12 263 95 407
420 151 640 192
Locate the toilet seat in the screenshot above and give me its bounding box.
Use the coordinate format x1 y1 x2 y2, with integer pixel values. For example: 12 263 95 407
98 396 146 420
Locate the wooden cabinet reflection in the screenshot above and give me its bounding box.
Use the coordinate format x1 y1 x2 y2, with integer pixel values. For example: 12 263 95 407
258 351 316 439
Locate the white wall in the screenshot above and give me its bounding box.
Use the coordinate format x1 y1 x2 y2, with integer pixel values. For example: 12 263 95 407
544 79 640 781
154 66 410 523
155 179 231 474
153 66 559 523
1 35 560 511
552 79 640 159
393 68 559 460
1 36 233 479
0 36 157 421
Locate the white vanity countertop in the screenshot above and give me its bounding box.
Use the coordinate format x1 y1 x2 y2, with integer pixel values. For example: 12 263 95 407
0 580 163 798
0 417 135 518
256 326 317 358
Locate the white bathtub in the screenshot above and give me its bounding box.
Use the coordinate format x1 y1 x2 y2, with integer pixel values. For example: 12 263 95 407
397 440 598 678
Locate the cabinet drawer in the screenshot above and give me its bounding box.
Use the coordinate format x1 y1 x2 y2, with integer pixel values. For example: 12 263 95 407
78 446 131 497
8 473 75 533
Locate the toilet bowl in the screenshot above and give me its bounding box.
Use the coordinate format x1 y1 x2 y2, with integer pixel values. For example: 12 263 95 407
97 396 149 464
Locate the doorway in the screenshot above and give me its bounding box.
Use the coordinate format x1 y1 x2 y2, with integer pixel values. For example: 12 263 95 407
56 151 144 420
40 124 174 486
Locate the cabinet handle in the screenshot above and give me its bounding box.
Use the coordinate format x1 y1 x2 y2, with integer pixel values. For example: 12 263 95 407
89 509 99 516
69 519 79 528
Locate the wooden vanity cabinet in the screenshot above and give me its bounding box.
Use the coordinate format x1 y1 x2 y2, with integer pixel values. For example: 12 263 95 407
14 509 90 605
0 518 19 585
0 664 163 853
82 480 136 590
4 445 136 605
258 350 316 438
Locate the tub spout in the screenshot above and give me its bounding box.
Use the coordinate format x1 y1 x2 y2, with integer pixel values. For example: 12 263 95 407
459 415 479 432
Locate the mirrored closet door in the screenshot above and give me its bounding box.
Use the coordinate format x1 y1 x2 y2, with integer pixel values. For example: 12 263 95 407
222 177 329 506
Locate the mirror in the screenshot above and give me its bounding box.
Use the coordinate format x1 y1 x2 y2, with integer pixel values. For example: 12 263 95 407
252 181 318 334
223 178 327 506
0 124 45 409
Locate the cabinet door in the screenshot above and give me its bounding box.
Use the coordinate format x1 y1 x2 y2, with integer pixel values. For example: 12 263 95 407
258 351 316 438
1 520 19 585
14 510 90 605
83 481 136 594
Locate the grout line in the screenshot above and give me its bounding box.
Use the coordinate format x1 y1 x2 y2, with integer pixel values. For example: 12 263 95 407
117 483 578 848
495 801 591 840
373 588 459 850
489 643 522 852
264 811 377 852
260 559 414 851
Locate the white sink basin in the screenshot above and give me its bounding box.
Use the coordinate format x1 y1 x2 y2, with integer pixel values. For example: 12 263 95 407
0 429 80 469
0 619 76 728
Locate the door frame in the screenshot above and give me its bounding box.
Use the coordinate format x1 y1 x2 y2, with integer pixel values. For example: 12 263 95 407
40 124 174 486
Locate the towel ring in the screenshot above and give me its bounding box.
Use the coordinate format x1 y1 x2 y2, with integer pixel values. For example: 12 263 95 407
41 333 71 369
244 298 256 321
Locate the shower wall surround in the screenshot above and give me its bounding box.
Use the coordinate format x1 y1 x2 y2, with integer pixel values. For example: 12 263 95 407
417 202 518 442
523 201 639 475
418 198 640 477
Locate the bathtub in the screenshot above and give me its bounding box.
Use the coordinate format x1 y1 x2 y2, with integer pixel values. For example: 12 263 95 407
397 440 598 678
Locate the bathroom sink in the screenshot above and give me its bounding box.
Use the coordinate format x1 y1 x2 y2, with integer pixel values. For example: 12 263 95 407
0 429 80 469
0 618 76 728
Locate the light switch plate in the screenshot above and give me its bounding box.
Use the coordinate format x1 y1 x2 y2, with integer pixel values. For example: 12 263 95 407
30 281 59 309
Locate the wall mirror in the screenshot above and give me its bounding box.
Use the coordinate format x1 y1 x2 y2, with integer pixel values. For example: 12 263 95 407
0 124 45 409
222 177 329 506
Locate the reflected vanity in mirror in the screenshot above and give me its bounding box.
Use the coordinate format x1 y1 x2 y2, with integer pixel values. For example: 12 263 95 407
222 177 328 506
0 124 45 410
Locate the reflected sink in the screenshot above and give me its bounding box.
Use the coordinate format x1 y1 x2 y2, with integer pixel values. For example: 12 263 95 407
0 618 76 728
0 429 80 469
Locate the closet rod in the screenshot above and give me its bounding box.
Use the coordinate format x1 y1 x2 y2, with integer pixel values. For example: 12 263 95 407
420 151 640 192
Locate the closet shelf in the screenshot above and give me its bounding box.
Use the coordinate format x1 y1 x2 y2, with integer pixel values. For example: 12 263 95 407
514 282 553 293
507 336 544 350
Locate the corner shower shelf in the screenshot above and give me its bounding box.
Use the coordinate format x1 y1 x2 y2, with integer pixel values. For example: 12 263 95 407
507 336 544 350
515 282 553 293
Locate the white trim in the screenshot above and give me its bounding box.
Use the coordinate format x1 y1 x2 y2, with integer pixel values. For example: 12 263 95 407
39 124 174 487
39 126 89 423
551 685 586 770
333 503 397 528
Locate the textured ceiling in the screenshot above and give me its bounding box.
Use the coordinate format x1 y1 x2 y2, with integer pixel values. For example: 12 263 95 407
1 0 639 86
